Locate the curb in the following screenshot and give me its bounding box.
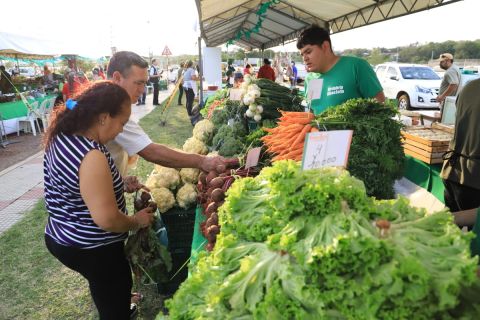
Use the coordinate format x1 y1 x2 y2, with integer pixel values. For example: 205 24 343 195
0 150 44 177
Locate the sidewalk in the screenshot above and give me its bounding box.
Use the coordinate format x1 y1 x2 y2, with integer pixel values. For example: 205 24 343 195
0 88 172 235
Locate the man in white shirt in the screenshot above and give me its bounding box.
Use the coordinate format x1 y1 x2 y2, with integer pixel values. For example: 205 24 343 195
106 51 225 177
149 59 162 105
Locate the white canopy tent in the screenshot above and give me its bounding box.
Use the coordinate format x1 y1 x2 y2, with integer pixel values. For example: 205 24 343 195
196 0 463 50
0 32 58 60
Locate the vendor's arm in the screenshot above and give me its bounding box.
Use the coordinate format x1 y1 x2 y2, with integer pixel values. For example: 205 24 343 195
138 143 225 172
453 208 478 227
79 150 153 232
436 84 459 102
374 91 386 104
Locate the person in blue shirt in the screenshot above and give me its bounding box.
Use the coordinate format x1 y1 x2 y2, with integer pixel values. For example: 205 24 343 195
291 61 298 87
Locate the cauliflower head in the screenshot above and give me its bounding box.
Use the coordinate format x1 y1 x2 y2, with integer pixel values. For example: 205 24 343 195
176 183 197 209
151 187 175 213
183 137 208 155
179 168 200 184
145 166 180 190
192 119 215 143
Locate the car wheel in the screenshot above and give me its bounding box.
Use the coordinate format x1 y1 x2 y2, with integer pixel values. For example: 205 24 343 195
398 94 411 110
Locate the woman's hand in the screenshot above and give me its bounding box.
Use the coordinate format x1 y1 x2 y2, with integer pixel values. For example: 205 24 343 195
133 207 154 229
124 176 149 193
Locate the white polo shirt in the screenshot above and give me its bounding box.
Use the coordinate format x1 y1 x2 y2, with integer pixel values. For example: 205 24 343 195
106 118 152 177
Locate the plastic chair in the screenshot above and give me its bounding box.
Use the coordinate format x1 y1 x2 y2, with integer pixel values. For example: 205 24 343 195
17 101 41 136
37 99 51 132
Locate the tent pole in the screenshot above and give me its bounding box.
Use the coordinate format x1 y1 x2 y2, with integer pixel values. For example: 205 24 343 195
198 36 203 106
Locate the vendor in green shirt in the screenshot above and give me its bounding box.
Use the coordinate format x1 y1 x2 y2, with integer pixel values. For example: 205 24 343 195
296 25 385 115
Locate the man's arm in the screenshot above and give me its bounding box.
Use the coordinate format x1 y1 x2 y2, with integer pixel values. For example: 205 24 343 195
138 143 224 172
436 84 459 102
374 91 386 104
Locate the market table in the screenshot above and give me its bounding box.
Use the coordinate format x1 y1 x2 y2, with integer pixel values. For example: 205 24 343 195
403 155 444 203
0 95 56 135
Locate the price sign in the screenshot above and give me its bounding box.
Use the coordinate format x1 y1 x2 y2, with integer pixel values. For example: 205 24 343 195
302 130 353 170
245 147 261 169
307 78 323 101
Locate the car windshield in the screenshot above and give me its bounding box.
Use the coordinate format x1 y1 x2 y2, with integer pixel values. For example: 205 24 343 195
399 67 440 80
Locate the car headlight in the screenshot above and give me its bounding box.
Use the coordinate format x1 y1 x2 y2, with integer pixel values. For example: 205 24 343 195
415 85 432 94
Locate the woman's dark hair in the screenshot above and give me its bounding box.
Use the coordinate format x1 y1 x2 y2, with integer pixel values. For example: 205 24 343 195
67 72 75 92
186 60 194 68
246 64 251 68
296 25 332 50
44 81 130 147
107 51 148 78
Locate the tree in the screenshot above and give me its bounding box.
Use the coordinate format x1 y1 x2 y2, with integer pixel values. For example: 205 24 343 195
366 48 388 65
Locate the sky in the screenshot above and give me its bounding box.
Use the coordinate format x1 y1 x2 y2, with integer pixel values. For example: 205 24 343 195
1 0 479 58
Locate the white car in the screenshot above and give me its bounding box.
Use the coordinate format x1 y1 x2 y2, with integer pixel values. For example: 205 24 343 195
375 63 441 110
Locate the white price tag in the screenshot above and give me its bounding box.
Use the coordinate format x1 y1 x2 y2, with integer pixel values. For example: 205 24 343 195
307 78 323 101
245 147 261 169
302 130 353 170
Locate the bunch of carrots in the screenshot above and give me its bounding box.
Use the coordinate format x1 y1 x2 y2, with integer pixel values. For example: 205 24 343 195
207 99 225 119
261 111 318 161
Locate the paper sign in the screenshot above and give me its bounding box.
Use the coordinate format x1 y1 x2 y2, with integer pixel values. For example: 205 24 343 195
229 88 243 101
302 130 353 170
307 78 323 101
245 147 261 169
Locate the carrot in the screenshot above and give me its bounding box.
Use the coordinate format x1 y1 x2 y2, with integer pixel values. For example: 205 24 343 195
292 124 312 146
310 127 319 132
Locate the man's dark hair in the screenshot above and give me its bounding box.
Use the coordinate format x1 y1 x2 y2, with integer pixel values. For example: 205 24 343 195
296 25 332 50
263 58 271 65
107 51 148 78
246 64 251 68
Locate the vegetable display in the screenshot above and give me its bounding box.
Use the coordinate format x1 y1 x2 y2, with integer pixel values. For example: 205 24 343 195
315 98 405 199
125 191 172 286
164 160 479 319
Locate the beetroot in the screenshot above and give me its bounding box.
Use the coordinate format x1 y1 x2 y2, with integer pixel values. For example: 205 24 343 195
205 201 218 216
199 172 207 185
211 188 225 202
206 171 218 184
209 176 225 189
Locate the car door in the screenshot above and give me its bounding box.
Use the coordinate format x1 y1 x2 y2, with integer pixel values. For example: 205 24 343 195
375 66 389 97
383 67 399 98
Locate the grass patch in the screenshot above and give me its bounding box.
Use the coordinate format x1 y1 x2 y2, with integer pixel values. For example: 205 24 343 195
0 90 193 320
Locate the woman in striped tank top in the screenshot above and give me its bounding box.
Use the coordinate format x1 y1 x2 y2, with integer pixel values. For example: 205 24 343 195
43 81 154 320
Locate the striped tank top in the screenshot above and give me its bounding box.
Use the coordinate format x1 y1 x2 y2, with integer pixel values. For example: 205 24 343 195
44 133 127 249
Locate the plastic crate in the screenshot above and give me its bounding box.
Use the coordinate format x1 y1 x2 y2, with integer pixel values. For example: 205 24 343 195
157 248 190 296
247 119 258 132
161 207 196 250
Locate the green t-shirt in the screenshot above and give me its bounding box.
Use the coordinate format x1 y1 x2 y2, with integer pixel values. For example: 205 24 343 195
304 56 383 115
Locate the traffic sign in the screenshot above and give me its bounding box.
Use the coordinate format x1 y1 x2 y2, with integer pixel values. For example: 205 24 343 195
162 46 172 56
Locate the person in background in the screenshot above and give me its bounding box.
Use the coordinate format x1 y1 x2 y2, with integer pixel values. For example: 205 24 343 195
62 71 82 101
273 61 284 84
98 66 106 80
177 62 184 105
92 68 103 81
290 61 298 88
136 86 146 106
182 60 199 117
436 53 462 107
43 81 154 320
297 25 384 115
257 58 275 82
243 64 252 75
0 65 14 94
441 78 480 215
106 51 225 178
149 59 162 105
43 65 55 86
233 72 244 88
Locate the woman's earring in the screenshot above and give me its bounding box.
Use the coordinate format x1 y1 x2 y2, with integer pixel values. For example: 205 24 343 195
101 120 105 125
